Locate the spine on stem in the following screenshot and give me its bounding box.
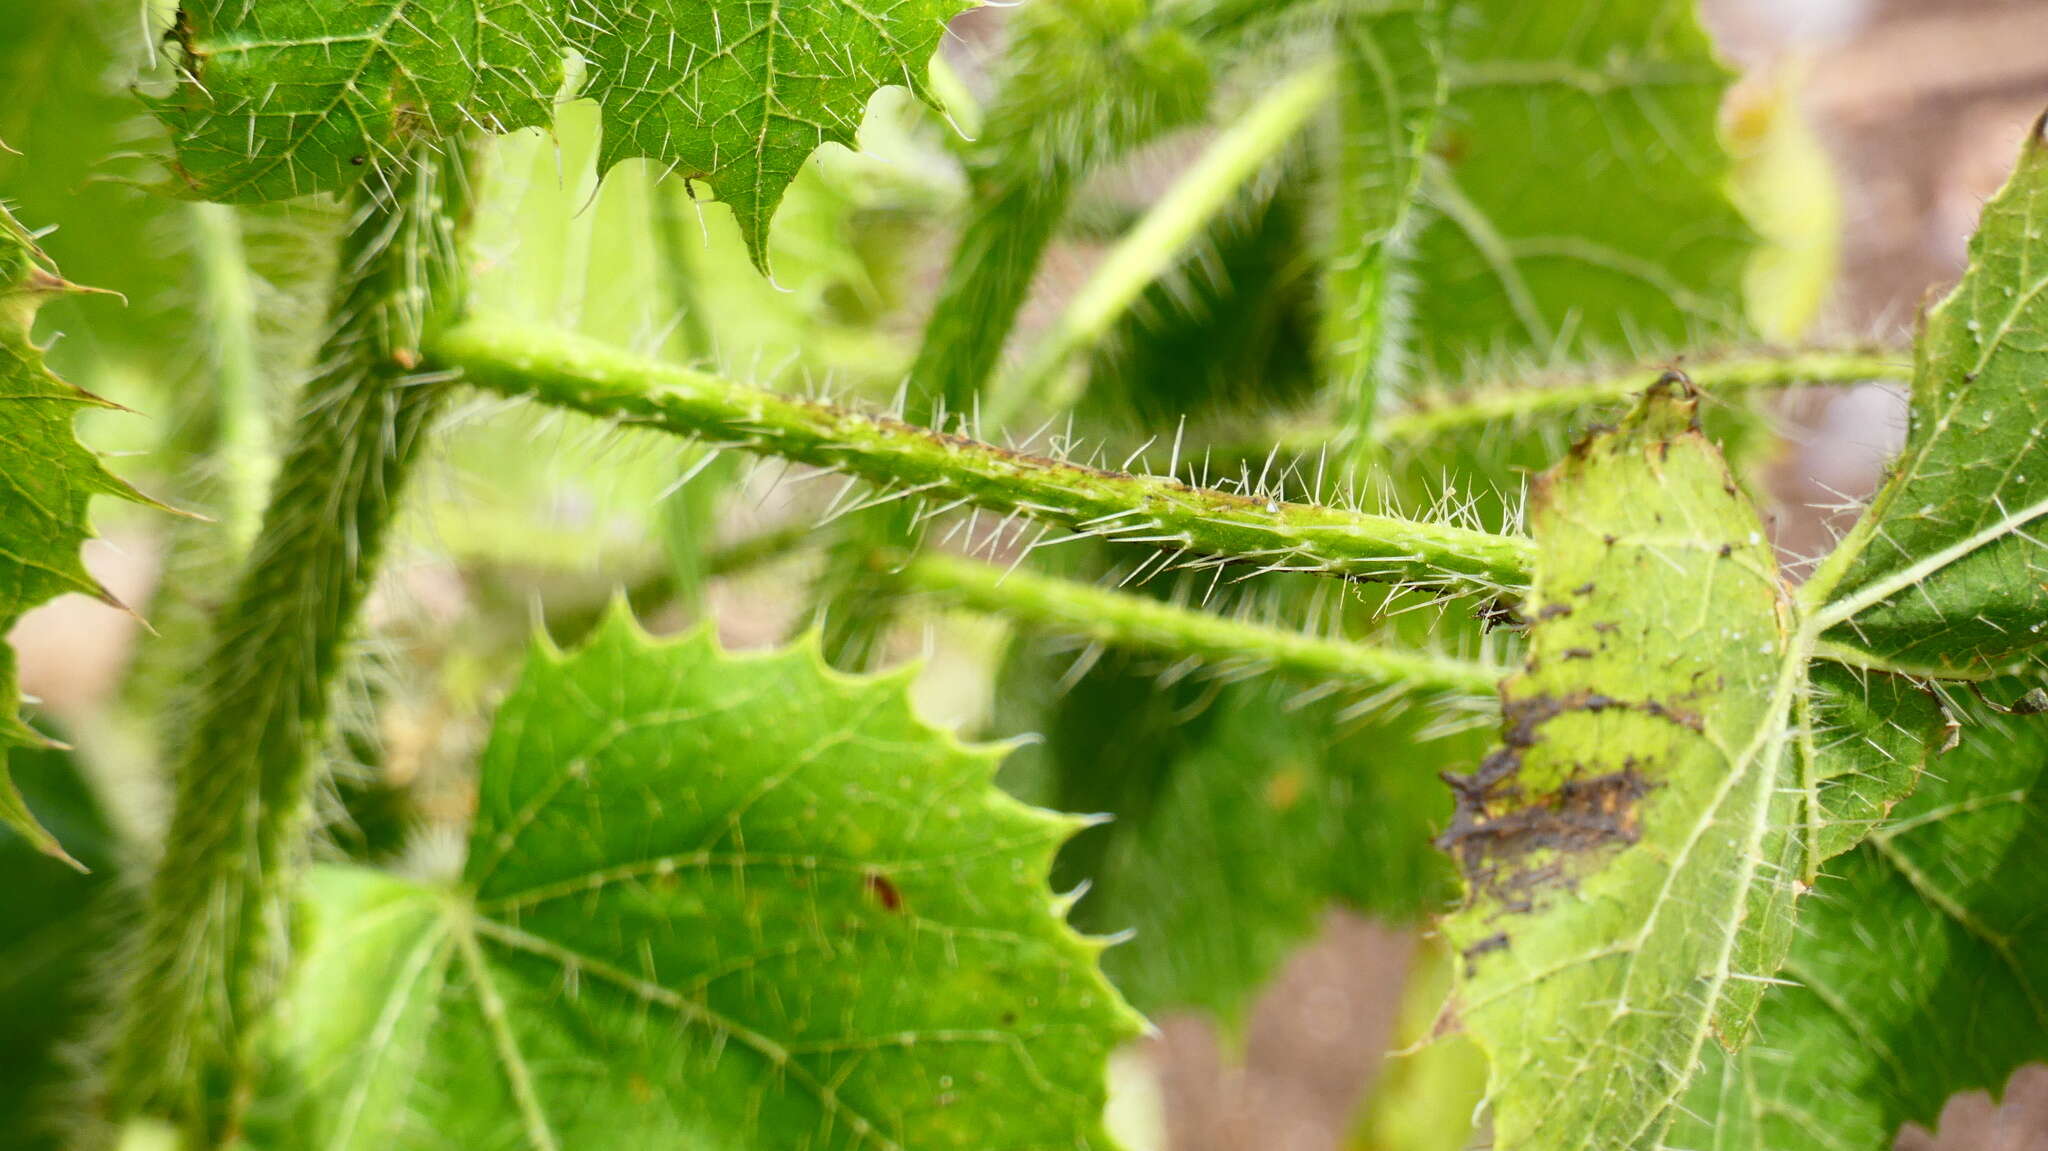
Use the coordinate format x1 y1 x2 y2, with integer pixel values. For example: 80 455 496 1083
110 140 480 1143
432 319 1536 592
900 549 1502 695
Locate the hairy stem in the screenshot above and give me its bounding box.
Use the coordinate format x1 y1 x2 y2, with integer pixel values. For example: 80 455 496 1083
814 0 1210 666
189 202 271 553
111 142 479 1142
1371 350 1907 448
1322 4 1445 447
901 549 1501 695
432 319 1534 591
994 59 1335 421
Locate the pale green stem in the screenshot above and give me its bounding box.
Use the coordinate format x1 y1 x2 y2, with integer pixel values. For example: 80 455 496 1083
650 178 727 619
993 59 1338 423
1371 351 1907 448
189 202 270 553
901 549 1502 696
430 319 1536 591
1323 4 1445 448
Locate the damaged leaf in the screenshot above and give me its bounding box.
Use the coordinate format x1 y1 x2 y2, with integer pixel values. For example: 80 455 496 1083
1442 378 1945 1149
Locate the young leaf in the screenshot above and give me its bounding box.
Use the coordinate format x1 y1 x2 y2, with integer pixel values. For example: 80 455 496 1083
1409 0 1755 371
155 0 971 267
0 205 150 867
1810 119 2048 673
1674 703 2048 1151
244 609 1141 1149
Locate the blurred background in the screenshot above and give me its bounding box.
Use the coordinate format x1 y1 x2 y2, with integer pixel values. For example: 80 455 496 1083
3 0 2046 1148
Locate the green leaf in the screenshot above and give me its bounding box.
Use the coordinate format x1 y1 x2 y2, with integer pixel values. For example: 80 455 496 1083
0 206 150 868
1674 702 2048 1151
246 608 1140 1150
999 645 1468 1019
155 1 560 199
154 0 971 267
1810 120 2048 673
1409 0 1755 373
1439 381 1945 1149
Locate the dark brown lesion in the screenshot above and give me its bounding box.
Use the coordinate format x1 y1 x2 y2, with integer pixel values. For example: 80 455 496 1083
863 869 904 912
1437 690 1690 912
165 7 201 75
1461 932 1510 972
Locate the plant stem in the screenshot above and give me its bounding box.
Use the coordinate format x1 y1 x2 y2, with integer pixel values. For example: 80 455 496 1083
1371 350 1907 447
188 202 271 553
993 59 1336 422
815 0 1211 667
900 549 1502 696
111 141 480 1143
431 319 1535 591
650 178 730 620
1322 4 1445 447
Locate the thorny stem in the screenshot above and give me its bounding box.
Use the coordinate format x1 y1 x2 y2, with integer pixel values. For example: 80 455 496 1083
111 141 480 1143
993 59 1336 422
430 319 1536 591
815 0 1209 666
900 549 1503 696
1367 350 1908 448
1323 6 1445 448
189 202 270 553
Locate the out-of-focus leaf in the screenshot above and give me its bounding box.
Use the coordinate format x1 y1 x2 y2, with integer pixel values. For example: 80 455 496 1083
1409 0 1755 373
1727 70 1841 343
1080 172 1320 430
420 94 947 573
0 0 190 382
998 606 1481 1019
1348 938 1484 1151
0 735 126 1150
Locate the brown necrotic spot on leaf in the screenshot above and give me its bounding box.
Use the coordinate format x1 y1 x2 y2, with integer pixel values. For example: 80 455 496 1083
864 869 903 912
